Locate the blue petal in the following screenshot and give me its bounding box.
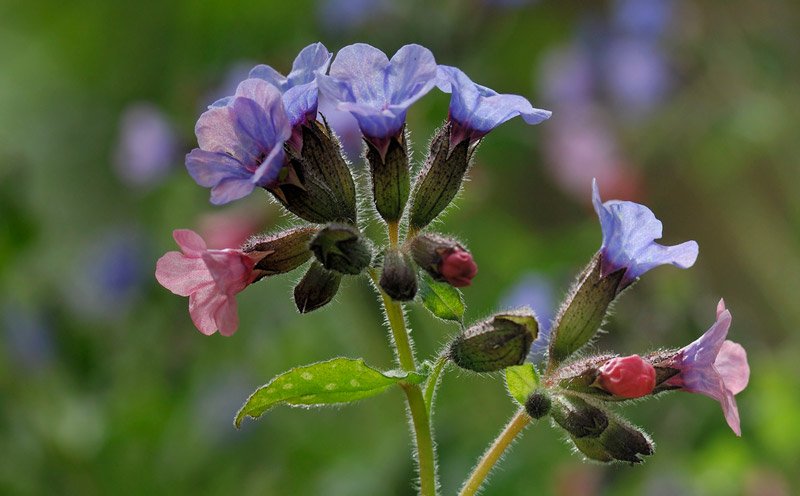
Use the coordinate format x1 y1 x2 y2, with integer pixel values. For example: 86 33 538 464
287 42 332 87
318 43 436 139
592 179 698 285
283 81 321 126
186 149 253 205
436 65 551 142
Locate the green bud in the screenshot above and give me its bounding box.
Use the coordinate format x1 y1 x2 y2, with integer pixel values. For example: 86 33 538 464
365 132 409 223
547 254 625 367
409 123 471 230
524 391 552 419
551 395 609 438
601 420 654 464
293 261 341 313
243 226 317 278
449 311 538 373
379 248 418 301
310 224 372 275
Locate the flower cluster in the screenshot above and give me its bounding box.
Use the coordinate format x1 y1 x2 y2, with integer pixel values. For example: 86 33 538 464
154 41 749 493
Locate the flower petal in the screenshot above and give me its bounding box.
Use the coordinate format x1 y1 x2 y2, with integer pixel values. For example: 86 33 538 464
188 286 227 335
214 296 240 337
287 42 332 87
195 106 259 164
173 229 207 256
209 177 257 205
185 149 249 188
716 340 750 395
386 44 437 107
155 252 212 296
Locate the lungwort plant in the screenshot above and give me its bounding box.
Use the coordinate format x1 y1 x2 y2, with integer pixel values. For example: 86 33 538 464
156 42 750 495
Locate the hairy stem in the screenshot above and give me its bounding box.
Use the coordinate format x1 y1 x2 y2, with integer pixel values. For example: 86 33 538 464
370 270 438 495
423 355 448 416
459 408 531 496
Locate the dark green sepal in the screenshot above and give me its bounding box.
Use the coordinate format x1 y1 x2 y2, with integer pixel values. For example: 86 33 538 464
409 123 471 230
365 132 409 223
547 254 625 367
449 310 538 373
293 261 341 313
243 226 317 279
300 120 357 222
379 248 418 301
310 223 372 275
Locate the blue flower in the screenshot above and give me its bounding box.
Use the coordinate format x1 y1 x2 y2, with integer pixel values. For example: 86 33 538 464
186 79 291 205
592 179 698 287
436 65 551 147
317 43 437 155
247 42 332 127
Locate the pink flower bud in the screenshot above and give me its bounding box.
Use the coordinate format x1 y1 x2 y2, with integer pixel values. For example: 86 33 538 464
597 354 656 399
439 248 478 287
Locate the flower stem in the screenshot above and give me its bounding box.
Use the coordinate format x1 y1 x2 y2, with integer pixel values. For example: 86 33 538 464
370 270 438 495
388 220 400 247
459 408 531 496
423 355 448 415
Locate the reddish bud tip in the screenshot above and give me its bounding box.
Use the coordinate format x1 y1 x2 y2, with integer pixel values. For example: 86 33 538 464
439 248 478 287
597 355 656 399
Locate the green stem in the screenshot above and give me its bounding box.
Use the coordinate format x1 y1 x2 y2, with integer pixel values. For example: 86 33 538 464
369 270 438 495
459 408 531 496
423 355 448 416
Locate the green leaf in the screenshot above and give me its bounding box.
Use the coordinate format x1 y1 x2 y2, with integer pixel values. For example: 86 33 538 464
505 363 539 405
418 272 465 322
235 358 423 427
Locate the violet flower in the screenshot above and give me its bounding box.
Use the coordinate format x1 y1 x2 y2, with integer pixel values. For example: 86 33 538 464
246 42 332 129
317 43 437 156
664 300 750 435
186 79 291 205
155 229 258 336
592 179 698 288
435 65 551 148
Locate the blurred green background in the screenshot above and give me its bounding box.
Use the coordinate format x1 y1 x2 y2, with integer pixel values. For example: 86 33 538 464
1 0 798 494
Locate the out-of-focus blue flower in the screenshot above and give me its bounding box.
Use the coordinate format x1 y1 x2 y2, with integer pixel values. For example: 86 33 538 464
604 38 670 116
69 229 148 321
317 43 437 156
316 0 394 33
612 0 672 38
186 79 291 205
2 304 54 371
244 43 332 128
592 179 698 288
436 65 551 147
501 273 555 362
113 103 177 189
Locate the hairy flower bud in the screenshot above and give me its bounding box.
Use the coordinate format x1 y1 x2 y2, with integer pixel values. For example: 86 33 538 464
524 391 552 419
293 261 341 313
597 355 656 399
408 123 471 230
379 248 418 301
243 226 317 278
551 395 609 439
410 233 477 287
365 132 410 223
310 223 372 275
449 311 538 372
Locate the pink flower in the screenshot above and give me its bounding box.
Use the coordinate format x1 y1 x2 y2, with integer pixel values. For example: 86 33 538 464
155 229 256 336
597 354 656 398
439 248 478 287
664 299 750 435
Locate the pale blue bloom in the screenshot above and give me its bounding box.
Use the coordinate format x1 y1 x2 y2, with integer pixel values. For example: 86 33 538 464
592 179 698 287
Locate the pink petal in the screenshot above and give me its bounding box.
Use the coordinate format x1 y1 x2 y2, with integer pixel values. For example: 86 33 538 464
215 296 240 336
188 286 227 335
716 340 750 395
155 252 214 296
716 298 726 319
173 229 207 257
202 250 252 294
720 390 742 436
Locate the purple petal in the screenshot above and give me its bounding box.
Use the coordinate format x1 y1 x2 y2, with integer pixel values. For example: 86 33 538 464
716 340 749 395
185 149 250 188
283 82 320 125
592 179 698 285
287 42 332 87
386 44 437 107
248 64 287 90
231 95 290 158
436 65 551 143
209 178 257 205
195 106 259 165
251 145 286 186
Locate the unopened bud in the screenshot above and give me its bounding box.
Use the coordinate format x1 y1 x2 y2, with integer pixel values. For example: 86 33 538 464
551 396 609 438
597 355 656 399
379 249 418 301
410 233 478 287
365 131 410 223
409 123 471 230
243 226 317 279
449 311 538 372
310 224 372 275
548 254 625 366
293 261 341 313
524 391 552 419
601 420 654 464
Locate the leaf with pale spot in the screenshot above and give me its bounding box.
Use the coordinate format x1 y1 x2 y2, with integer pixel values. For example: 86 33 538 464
235 357 423 427
418 272 465 322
